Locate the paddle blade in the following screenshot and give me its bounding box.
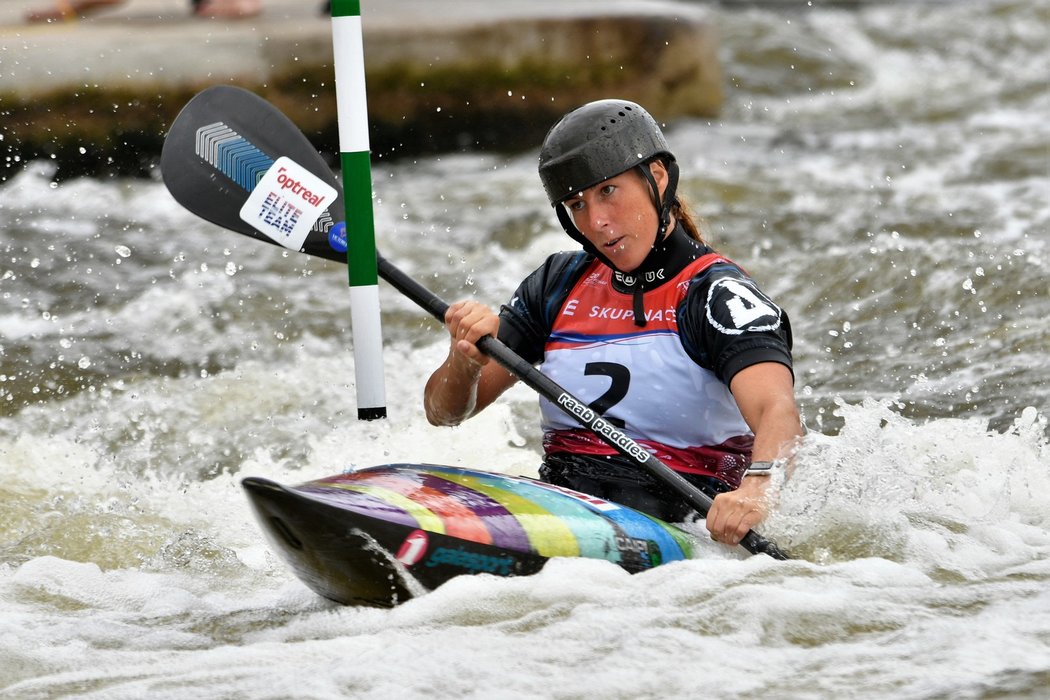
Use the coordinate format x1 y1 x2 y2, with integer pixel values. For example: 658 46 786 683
160 85 348 264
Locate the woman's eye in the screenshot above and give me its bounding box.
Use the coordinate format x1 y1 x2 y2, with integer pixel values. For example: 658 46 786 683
567 200 584 212
600 184 616 196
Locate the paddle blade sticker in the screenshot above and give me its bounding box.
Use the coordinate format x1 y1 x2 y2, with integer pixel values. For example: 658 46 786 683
239 156 338 252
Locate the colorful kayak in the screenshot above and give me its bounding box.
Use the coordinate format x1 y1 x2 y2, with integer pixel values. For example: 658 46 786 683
242 463 695 607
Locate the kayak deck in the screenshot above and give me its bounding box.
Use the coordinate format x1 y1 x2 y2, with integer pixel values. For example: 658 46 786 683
243 464 693 607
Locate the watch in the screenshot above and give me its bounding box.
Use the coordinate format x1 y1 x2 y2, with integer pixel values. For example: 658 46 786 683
744 460 774 477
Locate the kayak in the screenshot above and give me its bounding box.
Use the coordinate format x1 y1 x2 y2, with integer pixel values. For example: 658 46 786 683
242 463 695 607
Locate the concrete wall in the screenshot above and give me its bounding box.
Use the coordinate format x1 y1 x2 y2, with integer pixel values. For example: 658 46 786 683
0 0 721 178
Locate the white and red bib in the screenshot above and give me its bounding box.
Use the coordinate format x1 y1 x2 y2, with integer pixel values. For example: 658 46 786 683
538 254 753 477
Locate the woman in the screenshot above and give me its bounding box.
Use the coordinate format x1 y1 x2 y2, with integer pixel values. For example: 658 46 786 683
425 99 802 548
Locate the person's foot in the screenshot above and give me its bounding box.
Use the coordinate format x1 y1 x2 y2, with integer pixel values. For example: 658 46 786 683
25 0 124 23
194 0 261 19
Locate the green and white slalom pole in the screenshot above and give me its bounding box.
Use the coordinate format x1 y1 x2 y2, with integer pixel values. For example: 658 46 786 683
331 0 386 420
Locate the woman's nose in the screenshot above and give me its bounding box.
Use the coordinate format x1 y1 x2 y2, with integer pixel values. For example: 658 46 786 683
586 200 609 231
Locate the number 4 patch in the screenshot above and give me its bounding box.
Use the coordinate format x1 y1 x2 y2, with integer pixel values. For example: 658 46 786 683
705 278 782 335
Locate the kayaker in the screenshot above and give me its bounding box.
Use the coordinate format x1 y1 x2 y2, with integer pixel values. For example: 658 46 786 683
424 99 803 547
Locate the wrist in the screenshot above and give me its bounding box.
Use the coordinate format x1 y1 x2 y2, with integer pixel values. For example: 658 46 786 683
744 460 774 478
448 345 483 376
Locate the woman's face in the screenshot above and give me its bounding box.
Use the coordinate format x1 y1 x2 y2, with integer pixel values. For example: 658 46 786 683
562 161 668 273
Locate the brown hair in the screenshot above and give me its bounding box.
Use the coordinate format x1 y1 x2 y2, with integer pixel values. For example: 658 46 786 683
672 197 705 244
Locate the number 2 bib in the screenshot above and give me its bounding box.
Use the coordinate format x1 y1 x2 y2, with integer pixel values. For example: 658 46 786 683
539 254 752 455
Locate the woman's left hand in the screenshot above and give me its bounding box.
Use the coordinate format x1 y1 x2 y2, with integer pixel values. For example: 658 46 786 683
704 476 770 546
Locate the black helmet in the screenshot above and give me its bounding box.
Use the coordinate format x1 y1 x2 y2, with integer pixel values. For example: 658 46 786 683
538 99 673 205
537 99 681 272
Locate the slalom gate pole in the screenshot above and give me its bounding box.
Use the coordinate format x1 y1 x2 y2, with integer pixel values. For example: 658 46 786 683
330 0 387 420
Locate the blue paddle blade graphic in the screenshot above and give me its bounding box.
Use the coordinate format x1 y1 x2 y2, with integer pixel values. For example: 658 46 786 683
194 122 274 191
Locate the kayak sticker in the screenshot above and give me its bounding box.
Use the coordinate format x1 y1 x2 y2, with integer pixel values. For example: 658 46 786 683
239 156 337 253
396 529 430 566
425 547 515 576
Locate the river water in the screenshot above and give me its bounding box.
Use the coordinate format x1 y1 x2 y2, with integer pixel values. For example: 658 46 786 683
1 0 1048 697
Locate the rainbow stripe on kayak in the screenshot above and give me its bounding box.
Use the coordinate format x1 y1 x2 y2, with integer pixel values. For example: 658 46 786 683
298 464 693 567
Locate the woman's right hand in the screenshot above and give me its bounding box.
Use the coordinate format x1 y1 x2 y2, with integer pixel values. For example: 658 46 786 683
425 300 512 426
443 300 500 367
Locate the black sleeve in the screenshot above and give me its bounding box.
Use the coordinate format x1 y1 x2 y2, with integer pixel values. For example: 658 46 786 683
678 262 794 386
496 251 593 365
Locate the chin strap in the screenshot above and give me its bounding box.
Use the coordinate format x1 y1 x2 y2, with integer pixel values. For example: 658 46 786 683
637 158 679 242
625 158 681 327
632 288 646 327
